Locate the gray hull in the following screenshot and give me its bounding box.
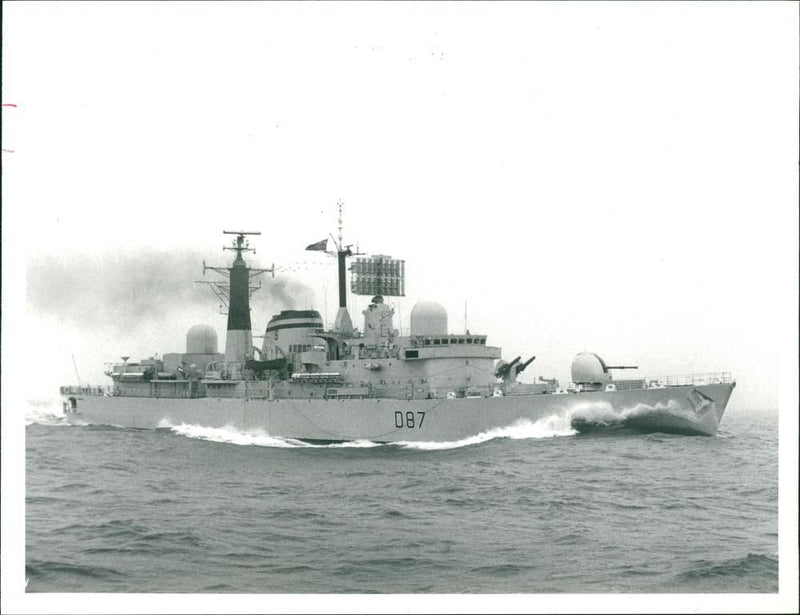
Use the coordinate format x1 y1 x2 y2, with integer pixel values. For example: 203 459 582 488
65 383 735 441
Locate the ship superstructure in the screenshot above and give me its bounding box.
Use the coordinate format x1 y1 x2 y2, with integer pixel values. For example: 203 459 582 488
61 213 736 440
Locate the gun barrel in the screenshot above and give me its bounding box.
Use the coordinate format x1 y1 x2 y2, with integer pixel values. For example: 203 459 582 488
495 357 521 379
516 356 536 373
606 365 638 370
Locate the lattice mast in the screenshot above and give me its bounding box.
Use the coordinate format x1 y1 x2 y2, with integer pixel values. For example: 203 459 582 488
331 202 356 334
306 202 405 338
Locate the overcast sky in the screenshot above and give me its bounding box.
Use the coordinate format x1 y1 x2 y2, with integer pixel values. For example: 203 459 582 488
5 2 798 413
3 3 798 612
4 2 798 414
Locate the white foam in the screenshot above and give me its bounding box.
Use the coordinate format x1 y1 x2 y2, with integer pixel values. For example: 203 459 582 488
397 415 577 450
323 439 383 449
159 419 302 448
157 415 575 451
158 420 383 449
568 398 694 423
25 398 68 426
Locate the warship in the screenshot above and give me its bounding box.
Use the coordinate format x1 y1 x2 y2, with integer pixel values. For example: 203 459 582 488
60 217 735 441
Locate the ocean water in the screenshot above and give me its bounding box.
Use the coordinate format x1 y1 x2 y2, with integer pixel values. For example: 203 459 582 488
25 400 778 594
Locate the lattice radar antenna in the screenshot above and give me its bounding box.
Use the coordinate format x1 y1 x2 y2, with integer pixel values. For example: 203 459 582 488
350 254 406 297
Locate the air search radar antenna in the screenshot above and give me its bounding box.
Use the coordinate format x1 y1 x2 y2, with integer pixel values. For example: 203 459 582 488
305 202 405 332
223 230 260 258
331 202 404 298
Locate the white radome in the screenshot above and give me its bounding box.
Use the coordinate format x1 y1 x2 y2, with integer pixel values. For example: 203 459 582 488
571 352 611 385
186 324 218 354
409 301 448 336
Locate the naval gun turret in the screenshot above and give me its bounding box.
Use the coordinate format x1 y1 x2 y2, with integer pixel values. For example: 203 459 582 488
494 355 536 383
571 352 638 391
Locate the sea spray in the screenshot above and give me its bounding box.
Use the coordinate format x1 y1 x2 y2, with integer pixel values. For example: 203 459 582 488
569 398 697 426
26 398 68 426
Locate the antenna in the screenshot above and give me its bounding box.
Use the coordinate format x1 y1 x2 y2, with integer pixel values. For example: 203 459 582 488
323 285 328 330
337 200 344 250
198 231 274 314
397 301 403 337
222 230 261 261
72 355 82 386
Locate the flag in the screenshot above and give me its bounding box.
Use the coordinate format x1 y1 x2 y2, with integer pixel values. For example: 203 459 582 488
305 239 328 251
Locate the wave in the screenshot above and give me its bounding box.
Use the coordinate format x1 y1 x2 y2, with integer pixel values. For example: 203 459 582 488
25 398 69 426
675 553 778 591
26 559 125 580
158 414 576 450
569 398 689 423
567 398 713 435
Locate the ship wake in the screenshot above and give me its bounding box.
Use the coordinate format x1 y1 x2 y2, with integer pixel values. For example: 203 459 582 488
395 416 577 450
158 420 382 448
157 415 576 450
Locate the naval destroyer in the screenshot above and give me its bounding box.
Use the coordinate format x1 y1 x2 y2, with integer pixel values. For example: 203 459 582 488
60 218 735 441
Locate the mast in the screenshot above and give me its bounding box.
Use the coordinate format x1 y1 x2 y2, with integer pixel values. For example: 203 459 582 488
199 231 273 375
225 231 255 337
332 201 355 335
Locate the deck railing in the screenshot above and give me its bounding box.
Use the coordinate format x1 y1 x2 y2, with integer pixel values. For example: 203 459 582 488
644 372 733 387
59 385 112 396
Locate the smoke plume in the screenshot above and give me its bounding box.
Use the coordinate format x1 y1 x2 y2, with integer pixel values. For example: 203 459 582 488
27 249 318 334
262 277 315 312
28 249 211 330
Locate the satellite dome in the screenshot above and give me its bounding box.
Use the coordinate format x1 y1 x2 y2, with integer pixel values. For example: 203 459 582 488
571 352 611 385
410 301 448 336
186 324 218 354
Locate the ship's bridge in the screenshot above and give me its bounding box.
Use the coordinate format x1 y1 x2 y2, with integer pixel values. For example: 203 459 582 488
408 334 488 347
402 334 500 361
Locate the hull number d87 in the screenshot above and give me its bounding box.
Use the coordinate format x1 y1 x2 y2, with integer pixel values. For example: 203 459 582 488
395 411 426 429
